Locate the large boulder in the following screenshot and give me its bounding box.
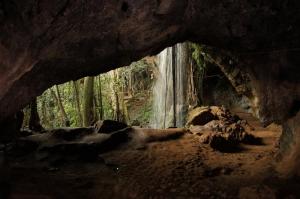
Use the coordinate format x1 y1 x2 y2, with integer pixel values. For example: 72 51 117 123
14 124 131 164
187 106 243 127
200 123 251 152
50 127 95 141
0 111 24 144
188 106 260 151
186 107 217 126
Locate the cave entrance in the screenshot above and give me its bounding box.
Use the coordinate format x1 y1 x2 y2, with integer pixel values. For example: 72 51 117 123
18 41 271 153
21 42 249 131
1 42 286 199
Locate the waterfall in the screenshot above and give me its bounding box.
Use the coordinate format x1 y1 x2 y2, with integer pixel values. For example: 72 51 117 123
152 43 189 129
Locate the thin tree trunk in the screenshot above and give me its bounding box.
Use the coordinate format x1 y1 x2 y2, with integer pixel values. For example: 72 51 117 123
41 98 48 128
98 76 104 120
22 105 30 128
119 88 127 123
111 71 121 122
73 81 83 126
83 76 94 126
29 98 44 131
129 73 133 97
50 86 70 127
93 95 99 121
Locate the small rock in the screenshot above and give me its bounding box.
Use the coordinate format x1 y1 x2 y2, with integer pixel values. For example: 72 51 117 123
46 167 59 172
242 133 263 145
19 129 33 137
221 167 233 175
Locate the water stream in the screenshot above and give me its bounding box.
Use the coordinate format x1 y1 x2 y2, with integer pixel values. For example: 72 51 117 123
152 43 189 129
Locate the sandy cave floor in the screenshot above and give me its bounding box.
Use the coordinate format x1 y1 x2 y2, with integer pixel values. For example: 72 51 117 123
5 112 300 199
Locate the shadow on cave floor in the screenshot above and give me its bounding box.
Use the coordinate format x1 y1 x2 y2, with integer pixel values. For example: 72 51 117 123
3 111 297 199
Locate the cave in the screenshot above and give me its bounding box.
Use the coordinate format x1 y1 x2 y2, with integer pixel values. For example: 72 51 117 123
1 1 300 198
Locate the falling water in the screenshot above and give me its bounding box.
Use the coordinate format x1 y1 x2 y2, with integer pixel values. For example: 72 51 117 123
152 43 189 129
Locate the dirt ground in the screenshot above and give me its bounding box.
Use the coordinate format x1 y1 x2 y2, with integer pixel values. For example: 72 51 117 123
5 111 300 199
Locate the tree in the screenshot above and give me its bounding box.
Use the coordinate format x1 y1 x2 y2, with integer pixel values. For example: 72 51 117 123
40 95 49 128
29 98 44 131
50 85 70 127
83 76 95 126
111 71 121 122
73 81 83 126
97 76 104 120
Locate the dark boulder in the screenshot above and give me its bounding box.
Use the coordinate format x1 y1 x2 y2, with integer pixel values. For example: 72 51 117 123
0 111 24 144
187 107 216 126
0 152 11 199
50 127 95 141
199 123 261 152
19 129 34 137
94 120 129 134
16 126 131 164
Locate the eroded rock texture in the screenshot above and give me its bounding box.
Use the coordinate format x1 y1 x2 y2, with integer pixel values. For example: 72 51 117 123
203 47 300 125
0 0 300 129
277 111 300 176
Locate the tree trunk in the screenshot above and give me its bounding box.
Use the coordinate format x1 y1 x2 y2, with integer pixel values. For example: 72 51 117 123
111 71 122 122
50 86 70 127
29 98 44 131
98 76 104 120
83 76 94 126
41 97 49 128
93 95 99 121
73 81 83 126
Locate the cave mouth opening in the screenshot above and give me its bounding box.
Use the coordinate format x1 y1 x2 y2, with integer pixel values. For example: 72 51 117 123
0 42 288 199
9 42 280 156
2 42 283 154
18 42 253 131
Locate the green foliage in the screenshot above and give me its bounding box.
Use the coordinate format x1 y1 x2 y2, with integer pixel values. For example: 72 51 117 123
28 57 155 129
188 43 209 106
138 100 153 125
127 92 153 126
189 43 206 71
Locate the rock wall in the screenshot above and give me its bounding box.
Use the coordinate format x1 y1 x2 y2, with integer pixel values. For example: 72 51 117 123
201 61 249 110
203 48 300 126
277 111 300 176
203 46 300 165
241 51 300 126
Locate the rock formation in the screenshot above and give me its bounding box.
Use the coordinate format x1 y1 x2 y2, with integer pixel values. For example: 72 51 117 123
187 106 259 152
